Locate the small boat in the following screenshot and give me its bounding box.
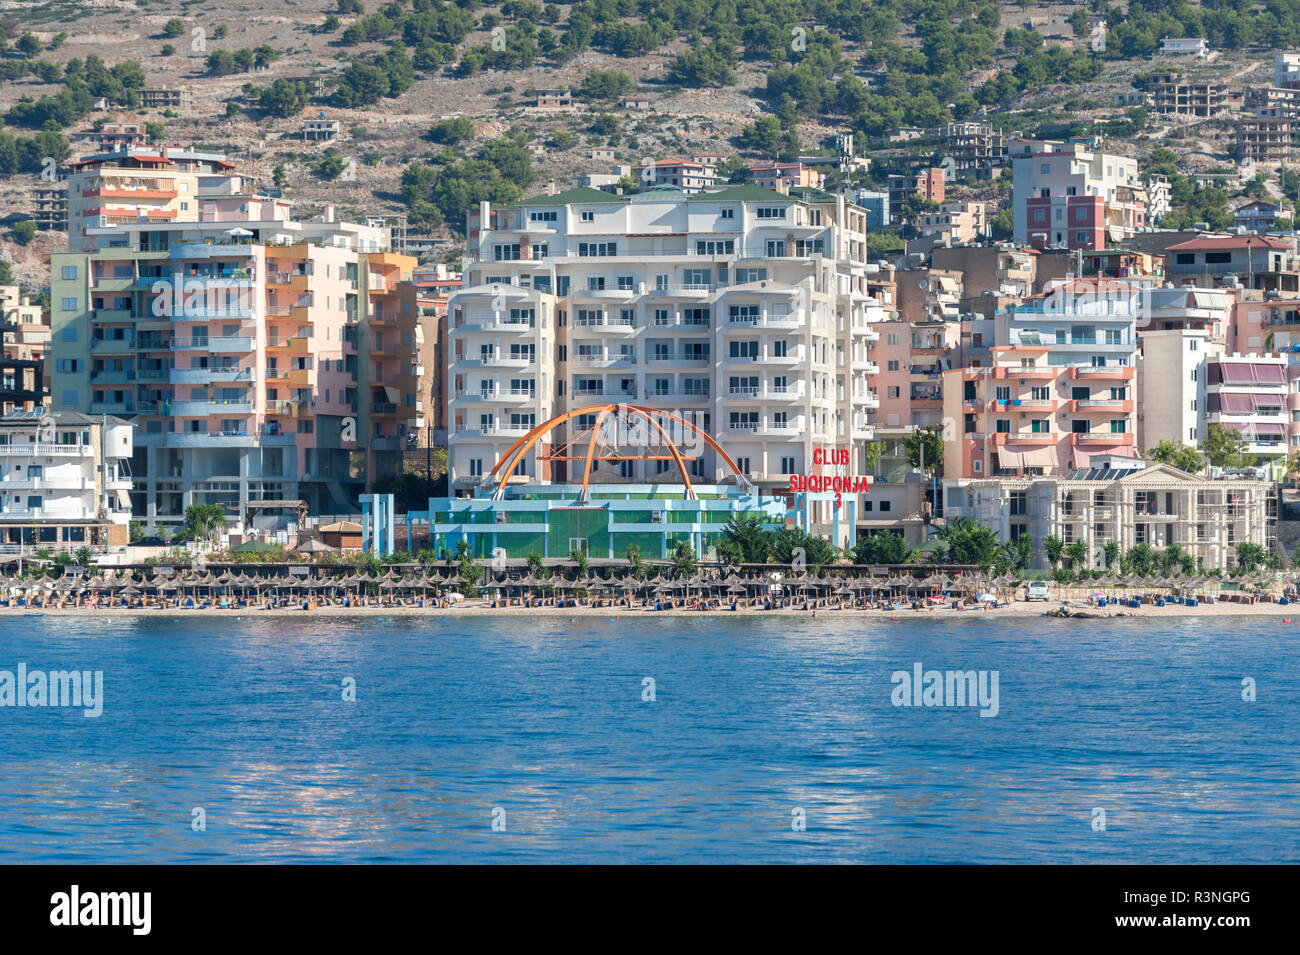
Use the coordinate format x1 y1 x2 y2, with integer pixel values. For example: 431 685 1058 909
23 611 45 617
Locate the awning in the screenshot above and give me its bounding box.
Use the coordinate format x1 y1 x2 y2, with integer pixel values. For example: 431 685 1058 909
1218 363 1287 385
383 386 400 404
117 489 132 509
997 450 1024 468
1223 421 1285 437
1191 290 1232 310
1217 394 1254 414
1020 446 1059 468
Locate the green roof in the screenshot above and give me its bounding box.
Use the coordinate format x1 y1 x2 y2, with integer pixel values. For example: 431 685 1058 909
510 183 805 207
513 186 627 207
787 185 839 203
685 184 796 202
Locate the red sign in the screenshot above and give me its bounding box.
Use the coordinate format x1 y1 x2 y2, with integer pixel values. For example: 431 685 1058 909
789 447 870 508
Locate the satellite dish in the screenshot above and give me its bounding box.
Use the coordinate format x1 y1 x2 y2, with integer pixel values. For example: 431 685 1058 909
918 279 928 289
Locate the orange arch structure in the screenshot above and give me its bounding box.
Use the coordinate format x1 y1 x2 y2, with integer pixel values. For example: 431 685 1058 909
487 403 749 502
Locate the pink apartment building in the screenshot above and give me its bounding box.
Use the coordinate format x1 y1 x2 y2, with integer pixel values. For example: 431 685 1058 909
943 345 1137 480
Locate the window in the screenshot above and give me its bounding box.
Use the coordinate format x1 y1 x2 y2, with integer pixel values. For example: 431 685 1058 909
780 456 795 473
61 297 78 311
61 327 78 342
696 240 735 255
755 207 786 219
995 419 1010 433
577 242 617 256
580 211 594 222
529 211 557 222
469 459 483 477
61 265 78 280
720 208 734 219
493 244 520 261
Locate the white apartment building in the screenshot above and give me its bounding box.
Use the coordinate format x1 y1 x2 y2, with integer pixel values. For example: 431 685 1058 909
448 185 884 516
50 186 402 527
0 410 133 552
1276 52 1300 88
1205 354 1290 460
1136 287 1232 449
944 461 1274 572
1012 142 1147 250
1160 37 1210 59
998 278 1142 370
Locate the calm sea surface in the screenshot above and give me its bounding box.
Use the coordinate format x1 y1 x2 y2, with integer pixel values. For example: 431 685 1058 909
0 613 1296 863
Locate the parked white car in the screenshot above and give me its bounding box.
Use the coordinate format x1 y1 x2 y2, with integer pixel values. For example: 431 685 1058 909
1025 581 1051 601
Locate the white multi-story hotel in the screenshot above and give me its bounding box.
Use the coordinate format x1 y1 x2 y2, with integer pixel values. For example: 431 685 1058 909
0 410 134 552
447 184 884 513
944 459 1275 572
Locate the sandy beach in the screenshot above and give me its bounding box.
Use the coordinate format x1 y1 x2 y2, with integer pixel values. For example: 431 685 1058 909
4 599 1298 620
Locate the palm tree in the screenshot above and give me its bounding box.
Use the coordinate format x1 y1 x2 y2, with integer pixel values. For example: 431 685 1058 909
1044 535 1065 568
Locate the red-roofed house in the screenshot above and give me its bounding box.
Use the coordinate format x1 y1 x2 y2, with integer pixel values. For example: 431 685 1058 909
1166 234 1299 292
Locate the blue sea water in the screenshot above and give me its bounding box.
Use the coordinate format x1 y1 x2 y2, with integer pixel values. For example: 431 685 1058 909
0 612 1296 864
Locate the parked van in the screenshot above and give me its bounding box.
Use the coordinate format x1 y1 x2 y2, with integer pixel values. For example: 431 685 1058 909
1025 580 1050 602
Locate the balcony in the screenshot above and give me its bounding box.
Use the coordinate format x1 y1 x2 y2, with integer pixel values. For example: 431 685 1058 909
453 314 537 333
1069 399 1134 415
1070 432 1136 445
165 432 292 448
650 284 715 299
171 400 253 416
646 389 711 401
572 353 636 368
991 432 1057 446
990 399 1058 414
993 366 1057 380
371 402 398 415
723 313 802 331
571 318 637 335
267 271 310 292
91 336 136 354
1070 365 1135 381
646 354 710 364
454 354 536 370
0 445 94 458
0 474 94 492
